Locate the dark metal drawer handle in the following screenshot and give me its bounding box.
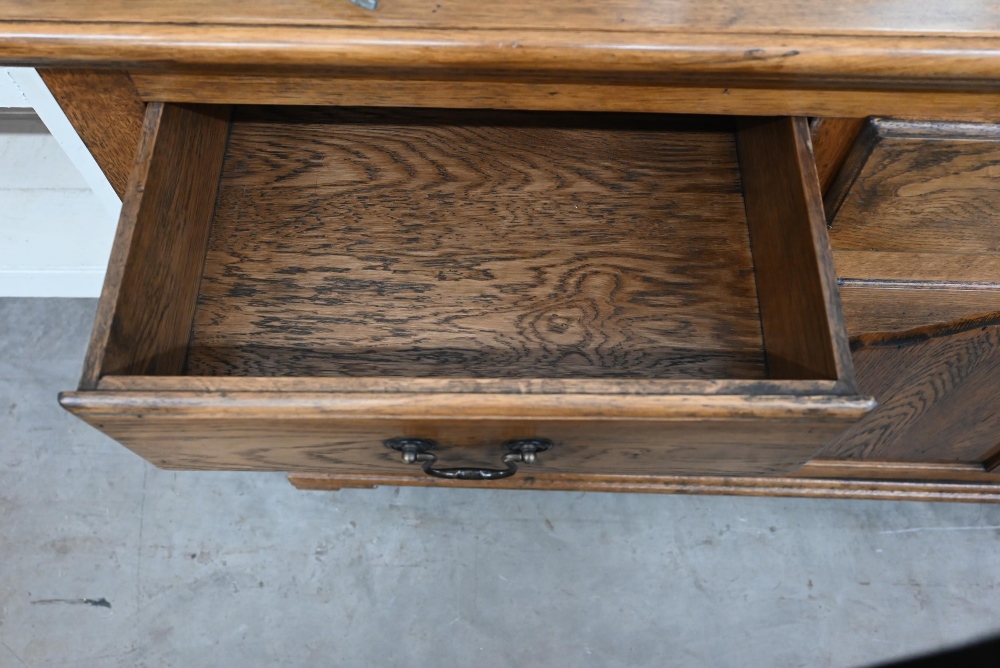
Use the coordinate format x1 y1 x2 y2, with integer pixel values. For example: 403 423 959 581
384 437 553 481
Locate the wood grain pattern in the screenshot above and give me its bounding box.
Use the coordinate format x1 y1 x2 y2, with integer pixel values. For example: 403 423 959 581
820 316 1000 465
4 0 999 33
58 391 876 422
58 390 873 476
736 117 852 383
828 119 1000 337
810 117 866 196
94 376 846 397
824 117 1000 478
129 75 1000 123
79 102 231 389
830 119 1000 254
37 69 145 199
834 251 1000 285
822 119 880 224
187 108 766 380
840 285 1000 336
5 23 1000 96
287 470 1000 503
799 459 1000 483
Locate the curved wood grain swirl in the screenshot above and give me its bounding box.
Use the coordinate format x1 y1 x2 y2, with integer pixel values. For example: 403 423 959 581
821 318 1000 463
187 108 765 380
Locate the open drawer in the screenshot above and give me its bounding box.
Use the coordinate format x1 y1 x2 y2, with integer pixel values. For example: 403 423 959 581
59 103 874 481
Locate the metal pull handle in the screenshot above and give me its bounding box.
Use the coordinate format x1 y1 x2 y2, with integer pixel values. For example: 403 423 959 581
385 437 553 481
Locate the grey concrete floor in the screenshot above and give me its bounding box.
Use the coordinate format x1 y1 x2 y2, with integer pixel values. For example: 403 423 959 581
1 298 999 668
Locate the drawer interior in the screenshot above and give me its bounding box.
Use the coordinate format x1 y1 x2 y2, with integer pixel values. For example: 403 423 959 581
80 103 852 393
190 107 764 380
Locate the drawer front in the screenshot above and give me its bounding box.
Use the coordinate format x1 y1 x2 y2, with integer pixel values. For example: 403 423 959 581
60 392 865 477
828 118 1000 336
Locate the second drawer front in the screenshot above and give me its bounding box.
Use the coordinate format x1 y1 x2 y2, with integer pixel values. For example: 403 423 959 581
828 118 1000 336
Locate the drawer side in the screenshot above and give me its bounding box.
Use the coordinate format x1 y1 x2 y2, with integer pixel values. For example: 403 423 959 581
79 102 231 389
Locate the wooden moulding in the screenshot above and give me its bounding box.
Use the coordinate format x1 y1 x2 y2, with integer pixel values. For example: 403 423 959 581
286 469 1000 503
2 0 999 37
839 285 1000 337
59 391 873 421
7 3 1000 119
4 18 1000 91
61 104 872 479
128 75 1000 123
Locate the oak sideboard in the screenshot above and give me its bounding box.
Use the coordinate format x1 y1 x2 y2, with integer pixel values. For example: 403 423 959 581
2 0 999 501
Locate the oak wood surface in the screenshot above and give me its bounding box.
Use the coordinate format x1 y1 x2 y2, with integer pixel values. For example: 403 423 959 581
36 69 146 199
827 118 1000 337
26 3 1000 497
187 107 767 381
820 316 1000 466
829 119 1000 253
80 102 231 388
58 390 873 476
4 0 999 33
798 459 1000 483
839 285 1000 336
810 117 866 195
94 376 846 396
128 75 1000 123
822 119 1000 482
287 470 1000 503
4 21 1000 96
58 392 875 422
736 117 852 383
834 251 1000 285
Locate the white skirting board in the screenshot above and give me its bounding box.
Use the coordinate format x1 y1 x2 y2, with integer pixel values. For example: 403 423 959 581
0 68 121 298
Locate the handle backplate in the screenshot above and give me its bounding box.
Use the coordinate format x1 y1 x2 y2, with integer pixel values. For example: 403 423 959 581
384 437 553 481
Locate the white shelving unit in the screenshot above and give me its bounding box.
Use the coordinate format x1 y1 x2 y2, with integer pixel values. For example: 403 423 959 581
0 68 121 297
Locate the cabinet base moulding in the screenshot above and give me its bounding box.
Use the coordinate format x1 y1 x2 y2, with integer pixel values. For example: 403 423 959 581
288 459 1000 503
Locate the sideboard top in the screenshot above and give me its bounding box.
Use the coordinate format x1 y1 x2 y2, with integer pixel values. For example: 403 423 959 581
2 0 1000 89
2 0 999 33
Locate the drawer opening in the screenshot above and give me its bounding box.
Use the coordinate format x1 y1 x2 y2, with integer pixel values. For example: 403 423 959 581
60 104 875 477
79 104 853 393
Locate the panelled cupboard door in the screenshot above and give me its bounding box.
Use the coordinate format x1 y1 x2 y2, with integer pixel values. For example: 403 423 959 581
59 104 872 481
823 118 1000 480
